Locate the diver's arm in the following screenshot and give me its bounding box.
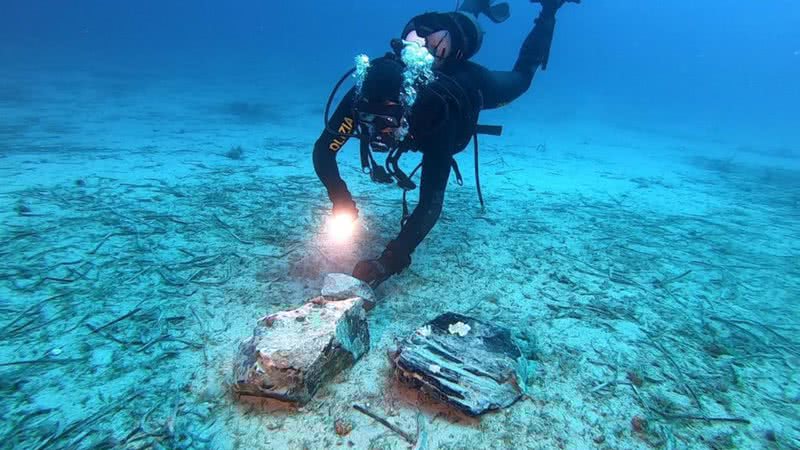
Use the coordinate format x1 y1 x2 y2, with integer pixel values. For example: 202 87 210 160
477 3 563 109
351 149 453 287
351 139 454 286
386 147 453 269
312 88 357 211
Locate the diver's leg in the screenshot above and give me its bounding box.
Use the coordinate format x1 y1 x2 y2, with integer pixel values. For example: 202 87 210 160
389 148 453 262
479 7 558 109
478 71 533 110
514 7 558 76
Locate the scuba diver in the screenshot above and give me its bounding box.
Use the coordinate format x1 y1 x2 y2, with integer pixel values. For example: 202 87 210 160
313 0 580 288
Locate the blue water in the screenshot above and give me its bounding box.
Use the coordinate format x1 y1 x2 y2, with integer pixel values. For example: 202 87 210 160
3 1 799 144
1 1 799 449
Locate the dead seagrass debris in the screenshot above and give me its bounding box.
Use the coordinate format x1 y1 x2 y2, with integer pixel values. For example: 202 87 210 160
352 403 415 444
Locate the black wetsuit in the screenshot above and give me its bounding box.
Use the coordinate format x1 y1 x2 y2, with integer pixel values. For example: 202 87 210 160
313 11 557 273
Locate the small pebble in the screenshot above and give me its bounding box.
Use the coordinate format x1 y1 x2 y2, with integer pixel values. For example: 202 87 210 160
266 418 284 430
334 418 353 436
631 416 648 433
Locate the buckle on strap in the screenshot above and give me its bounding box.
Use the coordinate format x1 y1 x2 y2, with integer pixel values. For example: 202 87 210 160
361 138 393 183
451 158 464 186
387 147 418 191
359 137 371 173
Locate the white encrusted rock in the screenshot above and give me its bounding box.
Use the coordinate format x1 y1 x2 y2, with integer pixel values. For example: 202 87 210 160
233 296 369 404
321 273 376 307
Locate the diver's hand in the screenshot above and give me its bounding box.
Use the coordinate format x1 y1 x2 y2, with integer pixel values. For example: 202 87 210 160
331 195 359 221
352 246 411 289
353 258 391 289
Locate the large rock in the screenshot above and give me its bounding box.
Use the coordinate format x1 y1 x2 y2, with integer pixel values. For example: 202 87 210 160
321 273 376 308
391 312 527 416
233 296 369 404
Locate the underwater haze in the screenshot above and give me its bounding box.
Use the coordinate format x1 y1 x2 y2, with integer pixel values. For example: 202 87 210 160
1 0 799 449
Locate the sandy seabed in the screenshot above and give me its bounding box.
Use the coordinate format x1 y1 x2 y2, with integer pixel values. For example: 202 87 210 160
1 68 798 450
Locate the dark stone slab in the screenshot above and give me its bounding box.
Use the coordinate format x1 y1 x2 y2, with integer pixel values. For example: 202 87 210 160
392 312 527 416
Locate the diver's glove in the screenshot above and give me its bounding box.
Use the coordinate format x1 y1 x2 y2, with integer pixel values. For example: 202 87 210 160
330 189 359 220
352 244 411 289
332 198 358 220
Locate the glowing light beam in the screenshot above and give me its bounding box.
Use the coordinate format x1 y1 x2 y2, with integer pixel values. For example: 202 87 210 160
328 212 356 243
